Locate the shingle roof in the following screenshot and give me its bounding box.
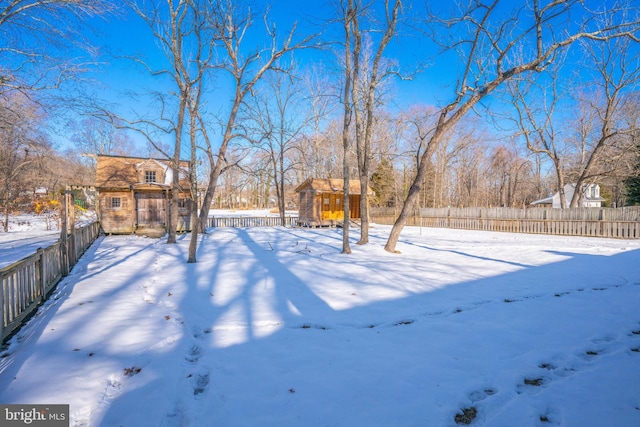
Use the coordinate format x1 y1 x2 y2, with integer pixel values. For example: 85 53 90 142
294 178 372 195
95 155 190 189
95 155 138 188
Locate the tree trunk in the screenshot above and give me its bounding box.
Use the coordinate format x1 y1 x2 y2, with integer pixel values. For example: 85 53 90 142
188 198 198 263
342 174 351 254
385 130 441 253
188 94 199 263
278 158 286 227
167 94 187 244
358 181 369 243
2 198 8 232
341 0 354 255
554 161 566 209
198 164 220 232
276 148 286 226
384 169 425 253
197 102 239 232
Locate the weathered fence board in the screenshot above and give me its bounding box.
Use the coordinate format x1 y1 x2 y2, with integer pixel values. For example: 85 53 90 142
208 216 298 228
370 207 640 239
1 221 100 343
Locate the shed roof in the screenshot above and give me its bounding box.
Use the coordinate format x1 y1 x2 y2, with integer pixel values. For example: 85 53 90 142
294 178 372 195
95 154 189 189
96 155 138 188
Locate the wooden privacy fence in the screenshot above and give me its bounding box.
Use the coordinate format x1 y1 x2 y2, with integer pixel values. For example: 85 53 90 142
370 207 640 239
208 216 299 228
1 221 100 343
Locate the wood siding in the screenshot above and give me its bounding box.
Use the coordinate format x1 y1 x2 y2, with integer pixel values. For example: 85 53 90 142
95 155 192 234
136 192 166 226
98 191 135 233
295 178 371 227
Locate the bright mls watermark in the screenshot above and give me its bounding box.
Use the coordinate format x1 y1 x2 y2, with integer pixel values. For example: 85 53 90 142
0 405 69 426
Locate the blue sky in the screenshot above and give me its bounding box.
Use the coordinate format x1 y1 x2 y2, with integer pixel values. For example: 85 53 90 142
53 0 638 156
79 0 445 118
56 0 424 152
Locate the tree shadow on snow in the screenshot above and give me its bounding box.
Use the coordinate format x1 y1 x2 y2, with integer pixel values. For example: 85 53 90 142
3 227 639 426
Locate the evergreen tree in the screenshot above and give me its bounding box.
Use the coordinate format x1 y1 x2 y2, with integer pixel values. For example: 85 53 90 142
370 157 396 208
624 141 640 206
625 174 640 205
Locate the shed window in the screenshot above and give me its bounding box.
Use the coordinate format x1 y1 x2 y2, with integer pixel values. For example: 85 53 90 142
145 171 157 183
178 198 187 208
324 197 330 205
111 197 121 208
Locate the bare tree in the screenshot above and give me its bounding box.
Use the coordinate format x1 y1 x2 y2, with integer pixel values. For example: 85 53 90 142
0 0 115 95
384 0 640 253
243 69 311 225
120 0 216 260
196 1 319 232
508 67 571 207
486 143 533 207
347 0 402 244
0 0 115 230
301 65 340 179
0 92 51 231
368 110 405 208
509 32 640 209
71 118 138 158
339 0 357 254
566 35 640 207
291 119 344 183
398 105 438 206
431 118 484 207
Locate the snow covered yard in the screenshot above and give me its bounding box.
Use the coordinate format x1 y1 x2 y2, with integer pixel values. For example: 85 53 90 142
0 212 97 269
0 214 60 269
1 225 639 426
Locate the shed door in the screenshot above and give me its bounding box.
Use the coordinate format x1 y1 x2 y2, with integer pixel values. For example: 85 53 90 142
136 193 166 226
322 194 345 221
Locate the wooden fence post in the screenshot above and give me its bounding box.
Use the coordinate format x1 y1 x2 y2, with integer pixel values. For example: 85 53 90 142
59 191 71 277
0 271 4 341
69 195 76 267
38 248 46 302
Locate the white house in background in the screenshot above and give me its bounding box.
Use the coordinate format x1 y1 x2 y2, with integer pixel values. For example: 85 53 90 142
530 183 605 208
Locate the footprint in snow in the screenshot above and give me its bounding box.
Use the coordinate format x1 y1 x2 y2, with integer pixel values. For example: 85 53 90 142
191 326 212 339
467 388 497 402
516 376 548 395
142 281 157 304
100 378 122 403
579 337 612 360
185 343 203 364
193 369 210 398
163 403 186 427
538 361 576 378
538 407 562 425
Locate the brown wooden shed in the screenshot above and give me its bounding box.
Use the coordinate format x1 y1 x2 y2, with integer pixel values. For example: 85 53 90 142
294 178 372 227
95 155 193 236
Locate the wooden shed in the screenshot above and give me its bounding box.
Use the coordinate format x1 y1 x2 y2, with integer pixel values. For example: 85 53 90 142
95 155 193 236
294 178 372 227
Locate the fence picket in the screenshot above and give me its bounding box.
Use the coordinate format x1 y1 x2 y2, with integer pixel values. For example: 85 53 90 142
207 216 299 228
370 207 640 239
1 221 100 343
